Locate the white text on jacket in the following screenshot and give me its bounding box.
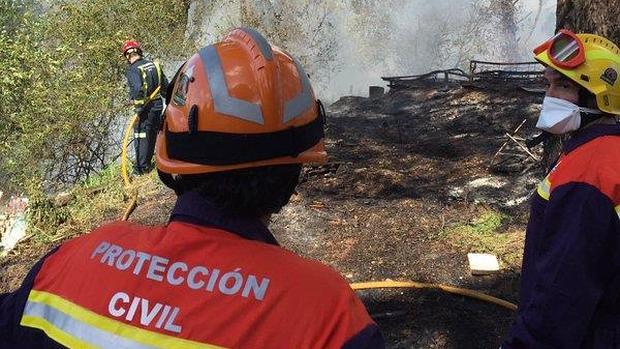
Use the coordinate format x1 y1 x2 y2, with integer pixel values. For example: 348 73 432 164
91 241 271 301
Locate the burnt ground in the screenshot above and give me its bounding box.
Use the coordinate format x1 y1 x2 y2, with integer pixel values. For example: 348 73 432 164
272 85 546 348
0 84 546 348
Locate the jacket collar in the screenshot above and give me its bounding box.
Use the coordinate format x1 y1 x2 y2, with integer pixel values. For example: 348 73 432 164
563 123 620 154
129 58 146 68
169 191 279 246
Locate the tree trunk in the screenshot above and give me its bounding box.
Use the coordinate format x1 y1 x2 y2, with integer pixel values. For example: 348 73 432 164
556 0 620 44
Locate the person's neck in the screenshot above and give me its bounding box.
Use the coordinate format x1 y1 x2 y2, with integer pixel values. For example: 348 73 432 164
128 56 141 64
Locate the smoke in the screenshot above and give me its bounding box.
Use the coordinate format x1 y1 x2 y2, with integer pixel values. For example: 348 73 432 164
186 0 556 102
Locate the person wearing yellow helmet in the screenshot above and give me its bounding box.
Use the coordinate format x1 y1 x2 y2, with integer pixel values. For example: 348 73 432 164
502 30 620 349
0 28 384 348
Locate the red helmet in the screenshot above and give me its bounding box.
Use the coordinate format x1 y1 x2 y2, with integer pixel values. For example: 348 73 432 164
121 40 142 56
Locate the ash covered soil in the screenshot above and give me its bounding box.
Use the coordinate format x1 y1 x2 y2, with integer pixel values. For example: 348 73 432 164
1 85 546 348
272 85 546 348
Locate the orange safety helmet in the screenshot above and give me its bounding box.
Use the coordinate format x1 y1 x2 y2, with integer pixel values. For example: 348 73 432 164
156 28 327 176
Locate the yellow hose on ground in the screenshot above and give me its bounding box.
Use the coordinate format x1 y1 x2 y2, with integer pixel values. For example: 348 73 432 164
121 114 138 188
120 113 139 221
351 280 517 311
119 86 162 221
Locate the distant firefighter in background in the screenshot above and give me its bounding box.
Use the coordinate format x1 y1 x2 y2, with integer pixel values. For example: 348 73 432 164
121 40 169 175
502 30 620 349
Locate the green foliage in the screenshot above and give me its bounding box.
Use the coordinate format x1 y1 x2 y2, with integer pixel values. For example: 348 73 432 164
27 163 127 242
0 0 191 195
442 209 523 267
27 190 71 242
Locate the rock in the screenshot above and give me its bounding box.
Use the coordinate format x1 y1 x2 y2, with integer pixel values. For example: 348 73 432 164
0 214 27 257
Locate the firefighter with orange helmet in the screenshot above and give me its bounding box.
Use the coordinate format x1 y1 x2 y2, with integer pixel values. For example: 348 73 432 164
0 28 384 348
502 30 620 349
122 40 169 175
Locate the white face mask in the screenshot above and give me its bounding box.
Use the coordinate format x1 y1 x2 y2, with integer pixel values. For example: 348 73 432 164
536 96 602 134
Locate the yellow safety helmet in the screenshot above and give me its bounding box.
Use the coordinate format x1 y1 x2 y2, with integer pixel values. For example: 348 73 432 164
534 29 620 115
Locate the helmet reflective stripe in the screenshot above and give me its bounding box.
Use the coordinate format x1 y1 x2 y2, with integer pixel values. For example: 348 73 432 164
284 57 314 123
239 27 274 60
200 45 314 125
200 45 265 125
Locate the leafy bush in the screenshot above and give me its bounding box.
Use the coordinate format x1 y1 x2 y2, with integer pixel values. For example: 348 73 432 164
27 163 140 243
0 0 191 194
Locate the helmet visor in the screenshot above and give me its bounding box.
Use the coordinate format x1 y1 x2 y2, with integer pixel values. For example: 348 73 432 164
534 29 585 69
549 32 581 63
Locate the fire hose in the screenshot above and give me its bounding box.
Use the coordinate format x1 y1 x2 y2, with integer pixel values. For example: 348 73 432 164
120 86 161 221
120 113 138 221
350 280 517 311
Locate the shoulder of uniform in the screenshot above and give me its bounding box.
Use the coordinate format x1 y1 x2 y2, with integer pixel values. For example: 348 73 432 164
71 221 148 243
270 246 354 296
550 136 620 204
137 58 154 67
264 250 374 342
126 64 140 74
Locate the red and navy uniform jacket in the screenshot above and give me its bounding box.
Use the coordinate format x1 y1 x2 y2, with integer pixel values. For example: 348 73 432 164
0 191 384 349
503 124 620 349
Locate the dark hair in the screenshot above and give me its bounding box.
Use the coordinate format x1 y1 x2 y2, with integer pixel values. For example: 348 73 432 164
177 164 301 217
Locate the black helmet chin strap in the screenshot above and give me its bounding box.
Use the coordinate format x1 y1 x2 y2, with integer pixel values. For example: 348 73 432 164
577 88 604 128
157 169 183 196
580 110 604 128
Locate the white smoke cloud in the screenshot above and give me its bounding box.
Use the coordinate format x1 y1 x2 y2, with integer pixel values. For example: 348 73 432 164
186 0 556 102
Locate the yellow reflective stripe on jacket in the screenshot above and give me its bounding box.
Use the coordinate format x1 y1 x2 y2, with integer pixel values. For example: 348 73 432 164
616 205 620 221
150 60 163 101
154 60 163 87
537 176 551 201
22 313 96 349
137 61 163 102
21 290 226 349
138 64 150 96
